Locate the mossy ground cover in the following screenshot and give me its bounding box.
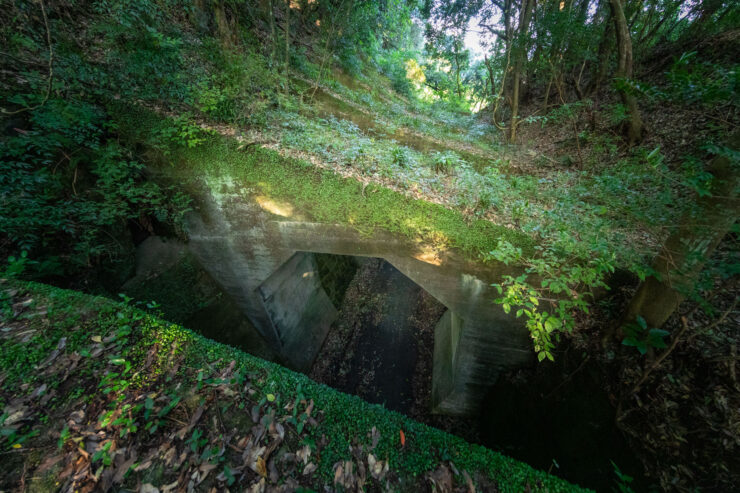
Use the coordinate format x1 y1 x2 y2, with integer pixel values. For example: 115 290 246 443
116 106 534 262
0 281 585 492
182 137 534 257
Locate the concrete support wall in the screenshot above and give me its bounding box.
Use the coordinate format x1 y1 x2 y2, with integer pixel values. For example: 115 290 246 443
183 177 534 416
258 252 338 371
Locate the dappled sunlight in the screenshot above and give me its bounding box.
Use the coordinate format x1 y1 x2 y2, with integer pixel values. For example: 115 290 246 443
256 195 294 217
403 218 451 248
408 230 449 267
402 217 425 236
460 273 485 297
413 249 443 266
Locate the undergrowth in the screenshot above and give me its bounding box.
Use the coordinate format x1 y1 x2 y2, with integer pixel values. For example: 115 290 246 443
0 280 584 492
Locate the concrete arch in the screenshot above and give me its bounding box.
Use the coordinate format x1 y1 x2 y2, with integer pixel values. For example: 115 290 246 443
183 181 534 416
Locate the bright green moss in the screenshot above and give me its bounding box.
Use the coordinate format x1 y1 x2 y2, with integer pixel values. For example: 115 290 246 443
175 136 534 259
112 105 533 261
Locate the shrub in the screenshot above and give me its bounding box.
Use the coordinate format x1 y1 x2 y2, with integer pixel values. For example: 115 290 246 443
430 151 463 174
391 145 415 168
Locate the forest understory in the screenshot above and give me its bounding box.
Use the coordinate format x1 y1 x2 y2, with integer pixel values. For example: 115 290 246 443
1 0 738 491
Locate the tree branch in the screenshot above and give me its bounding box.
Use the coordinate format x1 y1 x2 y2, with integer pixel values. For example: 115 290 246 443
2 0 53 115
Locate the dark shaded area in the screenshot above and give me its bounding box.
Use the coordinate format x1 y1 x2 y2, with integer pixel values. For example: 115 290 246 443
311 258 439 413
120 236 277 361
309 256 480 441
314 252 359 309
479 354 650 492
187 295 278 361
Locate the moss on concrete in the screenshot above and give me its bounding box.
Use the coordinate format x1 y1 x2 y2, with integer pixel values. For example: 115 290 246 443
0 280 586 492
182 137 533 259
114 106 534 262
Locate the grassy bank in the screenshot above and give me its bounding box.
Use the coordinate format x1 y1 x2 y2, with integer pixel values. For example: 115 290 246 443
0 280 584 492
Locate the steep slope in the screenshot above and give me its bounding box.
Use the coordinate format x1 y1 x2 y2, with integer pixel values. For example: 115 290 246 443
0 280 585 492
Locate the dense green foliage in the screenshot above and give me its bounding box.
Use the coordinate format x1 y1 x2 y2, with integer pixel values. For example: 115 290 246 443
0 0 424 283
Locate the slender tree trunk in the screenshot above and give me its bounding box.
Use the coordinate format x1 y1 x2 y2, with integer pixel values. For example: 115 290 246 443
635 1 655 43
268 0 276 62
543 74 553 110
623 130 740 329
484 55 501 124
588 3 612 97
509 0 535 143
284 0 290 95
610 0 644 145
638 0 681 44
454 51 461 98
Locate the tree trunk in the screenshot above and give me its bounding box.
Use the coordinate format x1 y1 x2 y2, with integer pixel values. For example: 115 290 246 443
284 0 290 94
588 3 612 97
508 0 535 143
623 130 740 329
268 0 276 62
638 0 681 45
484 55 502 124
454 49 461 98
609 0 644 145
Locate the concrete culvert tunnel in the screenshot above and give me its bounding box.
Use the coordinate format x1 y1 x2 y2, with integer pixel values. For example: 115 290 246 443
258 252 450 415
184 188 535 418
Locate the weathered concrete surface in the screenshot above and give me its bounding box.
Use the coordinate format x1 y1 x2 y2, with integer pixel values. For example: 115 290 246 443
258 252 338 371
184 176 534 416
121 236 186 289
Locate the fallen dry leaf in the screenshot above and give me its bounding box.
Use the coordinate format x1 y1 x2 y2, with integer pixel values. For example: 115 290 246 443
112 453 138 484
133 460 152 472
256 456 267 478
427 464 453 493
36 337 66 368
333 463 344 485
302 462 317 476
296 444 311 464
161 480 179 492
370 426 380 450
463 470 476 493
368 454 389 481
250 478 266 493
36 454 64 474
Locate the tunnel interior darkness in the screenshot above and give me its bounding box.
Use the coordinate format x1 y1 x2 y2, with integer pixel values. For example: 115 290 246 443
259 252 447 416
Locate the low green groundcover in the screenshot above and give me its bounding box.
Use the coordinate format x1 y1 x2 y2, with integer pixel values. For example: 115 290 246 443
0 281 585 492
115 105 535 263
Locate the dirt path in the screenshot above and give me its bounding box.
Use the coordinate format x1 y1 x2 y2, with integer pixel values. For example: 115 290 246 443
310 259 426 412
308 258 479 444
341 260 422 412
